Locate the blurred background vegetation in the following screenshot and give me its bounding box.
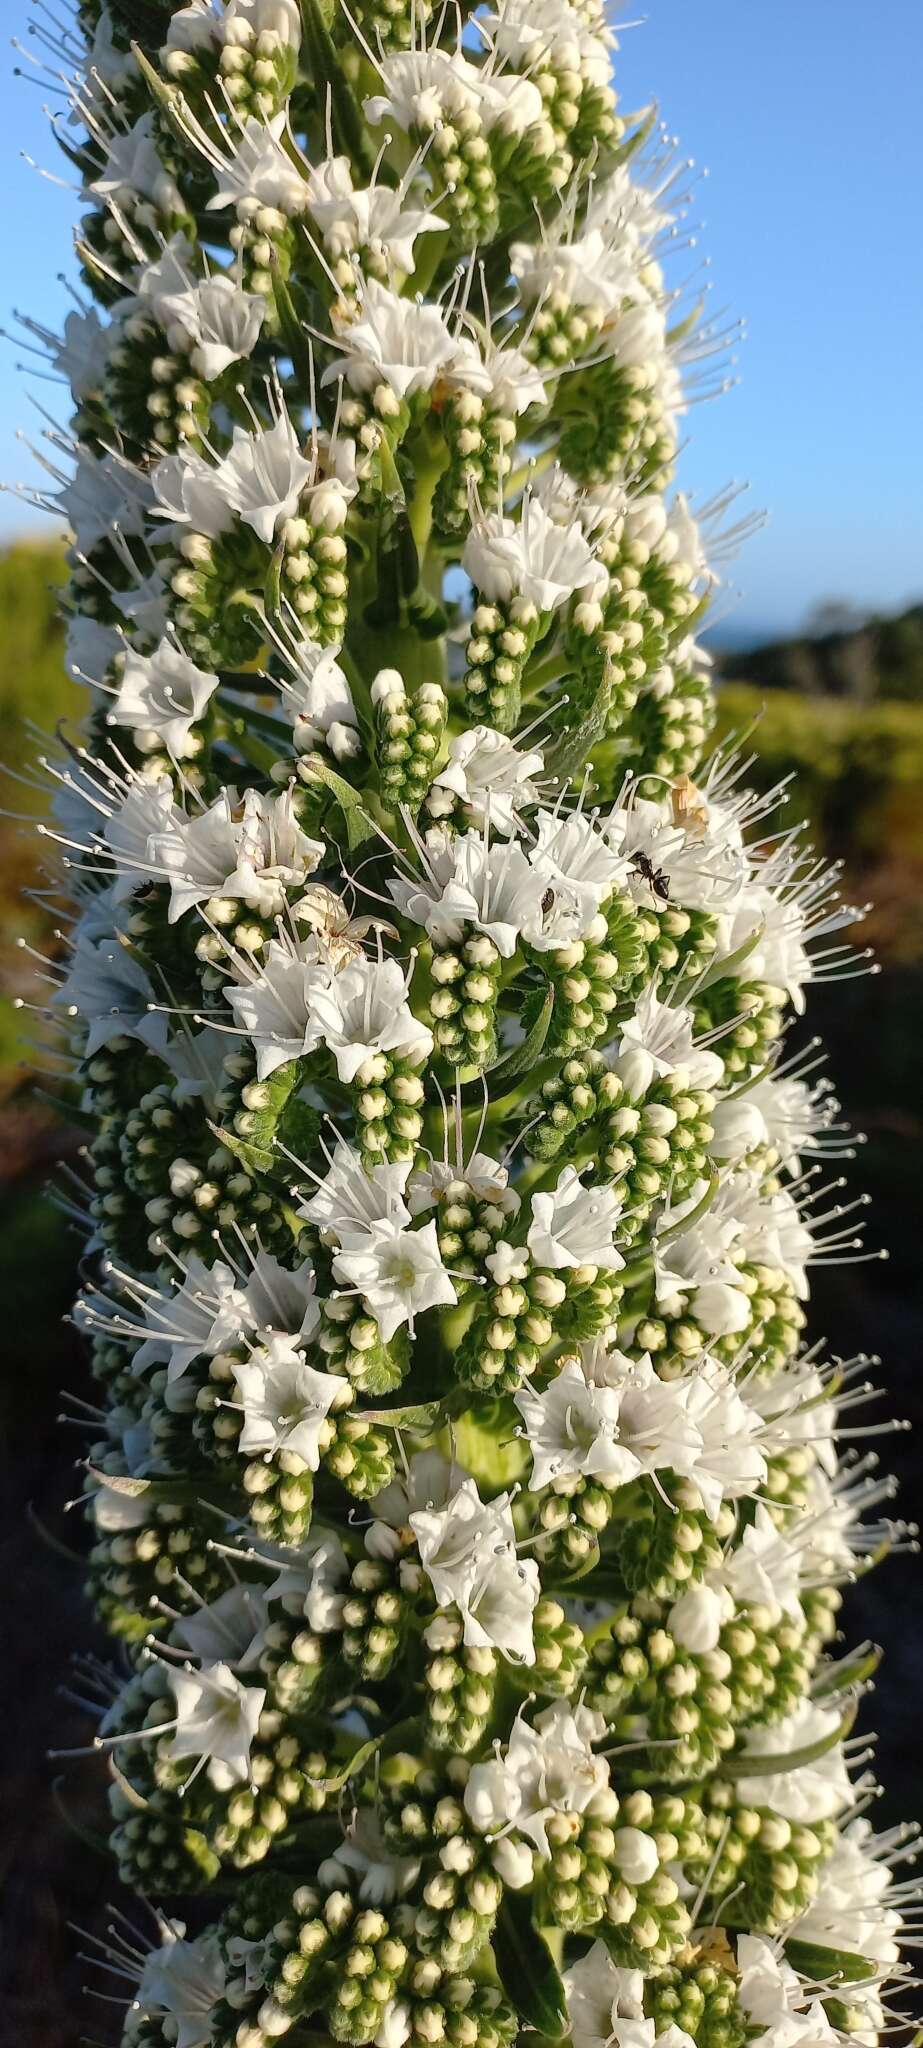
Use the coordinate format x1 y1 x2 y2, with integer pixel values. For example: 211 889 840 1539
0 541 920 2040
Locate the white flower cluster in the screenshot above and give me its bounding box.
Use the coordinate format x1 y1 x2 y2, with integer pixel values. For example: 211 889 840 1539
14 5 914 2048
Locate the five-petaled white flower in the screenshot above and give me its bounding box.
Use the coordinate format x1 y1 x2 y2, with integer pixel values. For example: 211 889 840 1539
167 1661 266 1784
136 1929 228 2048
410 1475 538 1661
309 955 433 1082
231 1334 348 1466
528 1166 626 1271
464 1701 609 1855
514 1356 644 1491
333 1218 456 1341
111 636 219 757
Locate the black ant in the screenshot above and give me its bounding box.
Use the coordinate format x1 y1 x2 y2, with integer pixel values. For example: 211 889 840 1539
629 850 671 902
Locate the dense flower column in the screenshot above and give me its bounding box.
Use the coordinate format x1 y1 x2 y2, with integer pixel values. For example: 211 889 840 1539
12 3 919 2048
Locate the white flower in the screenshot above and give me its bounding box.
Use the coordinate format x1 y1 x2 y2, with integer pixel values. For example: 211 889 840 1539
155 786 324 921
514 1357 644 1491
408 1149 518 1216
563 1943 645 2048
151 447 235 540
101 772 177 902
682 1359 768 1519
131 1256 251 1381
372 1449 463 1530
134 235 199 316
463 492 608 612
214 413 315 545
751 1358 837 1477
206 112 307 214
298 1142 413 1247
464 1548 541 1664
720 887 811 1014
734 1701 854 1823
113 567 172 648
428 727 543 834
305 156 446 276
735 1937 813 2039
708 1095 771 1165
52 928 168 1058
364 48 483 132
582 1349 705 1488
280 639 360 759
31 303 110 403
231 1334 348 1466
510 223 647 318
225 938 331 1079
607 787 746 916
225 0 302 45
711 1071 840 1173
323 279 461 400
731 1180 815 1301
319 1814 420 1905
464 1701 608 1856
463 338 547 416
660 494 716 589
613 989 725 1096
389 829 541 956
173 1583 270 1669
530 807 629 934
264 1530 350 1632
90 113 181 213
528 1166 625 1272
58 447 153 553
794 1818 904 1969
333 1219 456 1341
736 1934 852 2048
167 1662 266 1784
652 1183 751 1338
112 636 219 757
308 955 433 1082
410 1476 537 1660
485 1240 530 1286
137 1929 227 2048
165 0 221 53
667 1506 802 1653
159 272 266 380
64 612 124 687
151 791 241 917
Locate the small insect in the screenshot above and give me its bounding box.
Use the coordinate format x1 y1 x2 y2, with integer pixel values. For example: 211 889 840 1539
295 885 399 968
629 850 671 902
541 887 556 915
671 773 709 838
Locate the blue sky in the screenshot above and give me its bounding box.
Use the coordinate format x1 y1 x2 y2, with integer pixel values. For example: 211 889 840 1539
0 0 920 642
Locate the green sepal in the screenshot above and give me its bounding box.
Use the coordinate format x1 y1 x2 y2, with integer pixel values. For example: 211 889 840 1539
466 985 555 1100
361 1401 443 1431
655 1170 719 1244
269 258 316 388
722 1701 856 1781
783 1940 877 1987
811 1642 882 1700
684 919 766 995
85 1468 227 1507
299 753 377 851
546 664 613 785
212 1058 305 1174
131 44 199 149
493 1896 569 2040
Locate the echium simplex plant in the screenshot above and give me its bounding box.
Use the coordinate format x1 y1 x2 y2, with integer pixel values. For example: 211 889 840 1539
10 0 922 2044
